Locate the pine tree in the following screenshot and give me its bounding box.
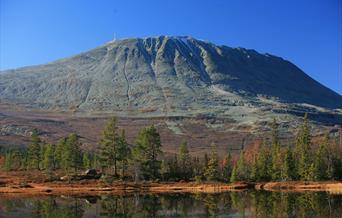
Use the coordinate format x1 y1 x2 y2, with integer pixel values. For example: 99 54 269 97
250 153 258 182
160 159 169 181
230 165 237 183
236 150 246 181
331 130 342 180
204 143 219 181
99 117 120 175
256 141 272 181
82 152 92 169
4 151 12 171
203 153 208 172
178 141 191 180
5 150 22 170
313 141 328 180
61 137 71 172
271 118 281 180
283 147 295 181
55 138 67 169
63 133 83 173
92 153 99 170
19 149 29 170
117 130 130 179
307 163 315 181
296 113 312 180
40 144 47 170
322 134 334 180
192 156 202 179
43 144 55 171
222 153 232 182
28 129 42 170
131 143 144 182
134 125 162 180
170 154 179 180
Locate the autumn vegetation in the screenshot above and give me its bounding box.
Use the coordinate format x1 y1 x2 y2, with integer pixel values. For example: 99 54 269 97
1 114 341 184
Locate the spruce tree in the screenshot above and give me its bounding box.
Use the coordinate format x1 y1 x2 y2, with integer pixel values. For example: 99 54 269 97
92 153 99 170
99 117 120 175
43 144 55 171
271 118 281 180
40 144 47 170
160 159 169 181
222 153 232 182
236 150 246 181
28 129 42 170
82 152 92 169
4 151 12 171
192 156 202 179
307 163 315 181
313 141 328 180
117 130 130 179
230 165 237 183
283 147 295 181
55 138 67 169
178 141 191 180
296 113 312 180
63 133 83 173
131 142 144 182
6 150 21 170
203 153 209 171
250 153 258 182
204 143 219 181
256 141 272 181
134 125 162 180
323 134 334 180
330 130 342 180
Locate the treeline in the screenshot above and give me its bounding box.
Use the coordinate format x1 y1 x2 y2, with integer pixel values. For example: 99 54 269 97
1 114 341 182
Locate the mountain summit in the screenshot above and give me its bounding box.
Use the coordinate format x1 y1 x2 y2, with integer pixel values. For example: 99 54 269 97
0 36 341 120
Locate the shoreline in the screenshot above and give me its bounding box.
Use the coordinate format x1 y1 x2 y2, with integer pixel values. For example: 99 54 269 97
1 181 342 196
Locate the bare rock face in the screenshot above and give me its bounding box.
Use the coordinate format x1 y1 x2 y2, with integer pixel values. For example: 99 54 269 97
0 36 341 124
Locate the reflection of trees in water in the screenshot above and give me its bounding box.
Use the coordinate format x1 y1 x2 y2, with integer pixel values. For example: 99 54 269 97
1 198 27 217
138 194 162 218
160 193 195 217
2 196 85 218
1 192 342 217
99 194 162 218
246 191 342 218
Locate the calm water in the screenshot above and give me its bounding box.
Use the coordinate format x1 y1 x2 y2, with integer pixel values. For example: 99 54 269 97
0 191 341 218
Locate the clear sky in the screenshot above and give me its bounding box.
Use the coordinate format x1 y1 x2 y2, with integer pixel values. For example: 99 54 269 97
1 0 341 94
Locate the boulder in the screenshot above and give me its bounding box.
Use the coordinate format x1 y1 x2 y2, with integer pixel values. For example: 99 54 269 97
84 169 97 176
60 175 70 181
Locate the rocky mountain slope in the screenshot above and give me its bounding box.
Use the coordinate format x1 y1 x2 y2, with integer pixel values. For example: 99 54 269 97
1 36 341 115
0 36 341 149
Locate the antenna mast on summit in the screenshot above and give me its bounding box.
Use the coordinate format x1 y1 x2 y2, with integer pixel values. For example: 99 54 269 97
113 33 117 41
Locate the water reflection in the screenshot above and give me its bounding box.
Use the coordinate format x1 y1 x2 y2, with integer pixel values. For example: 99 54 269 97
0 191 341 218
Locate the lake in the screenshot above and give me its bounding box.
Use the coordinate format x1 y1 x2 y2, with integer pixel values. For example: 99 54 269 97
0 191 341 217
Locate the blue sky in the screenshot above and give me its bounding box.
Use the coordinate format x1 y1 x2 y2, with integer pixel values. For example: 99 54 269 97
1 0 341 94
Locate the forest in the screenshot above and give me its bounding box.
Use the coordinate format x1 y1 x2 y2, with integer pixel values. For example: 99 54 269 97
1 113 341 183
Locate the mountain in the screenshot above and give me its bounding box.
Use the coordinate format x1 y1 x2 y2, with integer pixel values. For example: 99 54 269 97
1 36 341 115
0 36 341 150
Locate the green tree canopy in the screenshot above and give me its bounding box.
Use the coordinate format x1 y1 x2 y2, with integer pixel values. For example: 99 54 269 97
178 141 192 180
204 143 219 181
99 117 120 175
28 128 42 170
134 125 162 180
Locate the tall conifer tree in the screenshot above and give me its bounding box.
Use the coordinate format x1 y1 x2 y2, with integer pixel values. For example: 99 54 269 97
28 129 42 170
